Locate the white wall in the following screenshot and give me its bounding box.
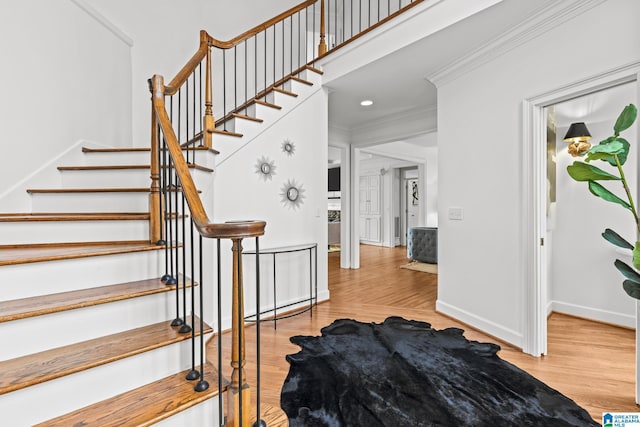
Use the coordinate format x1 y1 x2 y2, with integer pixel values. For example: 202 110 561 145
550 82 638 327
435 0 640 347
0 0 132 202
211 89 329 328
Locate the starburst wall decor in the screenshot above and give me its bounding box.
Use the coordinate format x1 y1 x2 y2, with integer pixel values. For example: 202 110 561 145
282 139 296 156
280 178 305 209
255 156 276 181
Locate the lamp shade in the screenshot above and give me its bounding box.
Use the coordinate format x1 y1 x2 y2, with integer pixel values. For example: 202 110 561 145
563 122 592 143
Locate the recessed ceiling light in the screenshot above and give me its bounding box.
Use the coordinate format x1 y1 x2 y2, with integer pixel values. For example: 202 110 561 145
360 99 373 106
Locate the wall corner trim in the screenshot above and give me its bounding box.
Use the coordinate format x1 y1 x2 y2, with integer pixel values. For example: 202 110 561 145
70 0 134 47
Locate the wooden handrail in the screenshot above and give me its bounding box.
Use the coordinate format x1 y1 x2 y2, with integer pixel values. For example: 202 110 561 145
205 0 318 49
165 31 209 96
150 75 265 240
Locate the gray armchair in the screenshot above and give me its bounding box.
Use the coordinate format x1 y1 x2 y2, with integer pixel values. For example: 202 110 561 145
407 227 437 264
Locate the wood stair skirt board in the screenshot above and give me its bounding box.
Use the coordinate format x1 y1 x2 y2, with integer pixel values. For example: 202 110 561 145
0 240 174 266
0 317 212 396
34 363 222 427
0 276 195 323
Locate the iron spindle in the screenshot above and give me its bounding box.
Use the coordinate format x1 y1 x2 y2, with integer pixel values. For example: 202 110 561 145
217 239 223 426
223 50 227 131
244 40 247 115
253 236 264 427
179 176 191 334
195 234 209 392
234 45 238 113
186 218 198 379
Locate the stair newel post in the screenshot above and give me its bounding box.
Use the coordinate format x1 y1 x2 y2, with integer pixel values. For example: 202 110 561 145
318 0 327 55
149 79 163 245
202 31 214 150
228 237 251 427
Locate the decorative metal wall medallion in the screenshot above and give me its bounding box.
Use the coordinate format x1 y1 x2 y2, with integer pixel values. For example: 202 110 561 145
282 139 296 156
255 156 276 181
280 178 305 209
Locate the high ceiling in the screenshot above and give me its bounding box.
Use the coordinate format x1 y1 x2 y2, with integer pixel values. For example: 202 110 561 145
325 0 558 133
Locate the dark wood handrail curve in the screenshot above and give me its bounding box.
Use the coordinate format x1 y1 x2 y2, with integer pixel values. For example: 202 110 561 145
165 0 318 95
151 75 265 240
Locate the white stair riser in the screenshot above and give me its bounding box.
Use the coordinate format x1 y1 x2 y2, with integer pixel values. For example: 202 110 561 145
81 151 151 165
60 168 214 189
246 103 281 125
298 69 322 85
60 169 151 188
154 398 219 427
0 290 198 360
30 192 148 212
264 90 298 111
0 336 211 426
0 250 165 300
216 116 264 136
0 220 148 245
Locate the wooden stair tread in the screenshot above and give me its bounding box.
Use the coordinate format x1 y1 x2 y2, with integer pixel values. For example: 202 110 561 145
287 75 313 86
211 128 243 138
231 113 264 123
27 187 150 194
34 363 222 427
0 276 195 323
0 212 150 222
0 240 173 266
254 99 282 110
82 146 214 153
0 317 212 395
58 163 214 173
272 86 298 97
303 64 323 75
82 147 150 153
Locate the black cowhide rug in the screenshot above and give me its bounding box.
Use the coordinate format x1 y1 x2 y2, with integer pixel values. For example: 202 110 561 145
280 317 599 427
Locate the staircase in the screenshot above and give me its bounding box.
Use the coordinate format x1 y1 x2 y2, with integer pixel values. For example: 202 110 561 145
0 63 321 426
0 145 220 426
0 0 424 424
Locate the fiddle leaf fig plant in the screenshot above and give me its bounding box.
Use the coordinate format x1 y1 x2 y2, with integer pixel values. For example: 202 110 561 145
567 103 640 299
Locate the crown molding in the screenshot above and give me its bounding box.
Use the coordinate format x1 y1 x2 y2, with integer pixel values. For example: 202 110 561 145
70 0 134 47
425 0 608 86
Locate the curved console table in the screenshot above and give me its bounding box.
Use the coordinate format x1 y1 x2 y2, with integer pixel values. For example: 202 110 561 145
244 243 317 328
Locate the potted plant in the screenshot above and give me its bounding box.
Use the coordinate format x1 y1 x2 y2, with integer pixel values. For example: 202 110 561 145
567 103 640 297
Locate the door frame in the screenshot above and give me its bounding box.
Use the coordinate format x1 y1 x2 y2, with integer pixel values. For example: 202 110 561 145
521 61 640 358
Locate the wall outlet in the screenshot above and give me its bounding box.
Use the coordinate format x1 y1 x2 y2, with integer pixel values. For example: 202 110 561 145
448 207 464 220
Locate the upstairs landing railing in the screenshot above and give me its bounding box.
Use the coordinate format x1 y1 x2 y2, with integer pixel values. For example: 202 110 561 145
147 0 422 425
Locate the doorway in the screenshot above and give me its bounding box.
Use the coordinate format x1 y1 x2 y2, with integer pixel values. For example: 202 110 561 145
522 63 640 358
545 83 638 334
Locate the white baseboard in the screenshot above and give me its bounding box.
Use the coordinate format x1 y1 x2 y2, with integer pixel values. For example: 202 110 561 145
435 299 523 348
549 300 635 329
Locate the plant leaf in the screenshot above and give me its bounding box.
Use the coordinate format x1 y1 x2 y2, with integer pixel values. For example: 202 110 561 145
592 138 630 167
566 162 620 181
615 259 640 282
585 140 624 163
588 181 632 210
634 242 640 270
623 280 640 299
614 104 638 135
602 228 634 249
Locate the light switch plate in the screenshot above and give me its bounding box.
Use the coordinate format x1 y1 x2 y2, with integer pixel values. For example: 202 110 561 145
448 207 464 220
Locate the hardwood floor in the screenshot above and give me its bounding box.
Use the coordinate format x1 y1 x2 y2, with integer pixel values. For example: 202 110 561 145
210 244 638 422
